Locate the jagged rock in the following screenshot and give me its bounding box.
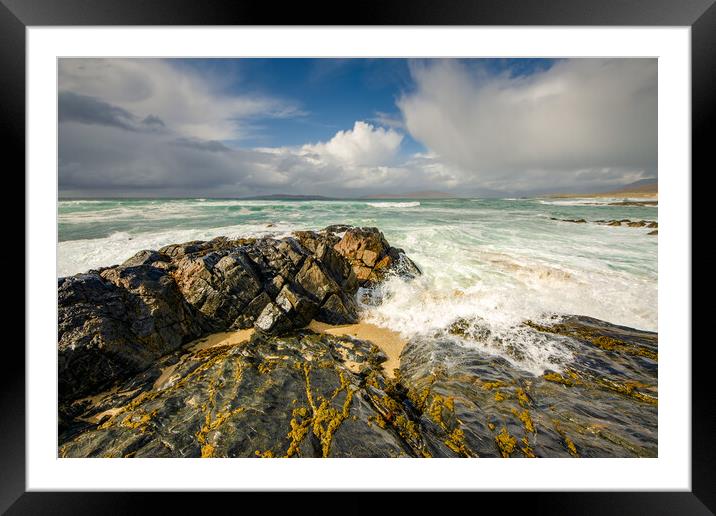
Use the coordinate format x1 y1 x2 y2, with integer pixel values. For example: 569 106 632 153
122 250 171 268
171 249 264 329
274 284 319 327
58 227 417 404
295 257 340 303
318 293 359 324
58 266 204 402
589 219 659 228
332 227 420 286
254 302 293 335
551 218 587 224
232 292 272 329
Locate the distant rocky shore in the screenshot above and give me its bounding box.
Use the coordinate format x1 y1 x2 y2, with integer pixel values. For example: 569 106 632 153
58 225 657 458
550 218 658 235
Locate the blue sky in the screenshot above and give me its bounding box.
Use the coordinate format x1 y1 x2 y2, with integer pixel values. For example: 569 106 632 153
174 58 557 151
58 58 656 197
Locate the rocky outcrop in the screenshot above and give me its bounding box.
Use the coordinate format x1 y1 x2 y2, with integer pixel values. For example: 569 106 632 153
58 266 206 402
59 330 464 458
551 218 658 231
550 217 586 224
58 227 420 404
398 315 658 458
594 219 658 228
332 227 421 286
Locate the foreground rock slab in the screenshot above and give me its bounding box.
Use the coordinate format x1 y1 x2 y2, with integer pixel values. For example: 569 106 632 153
399 315 658 458
59 330 467 458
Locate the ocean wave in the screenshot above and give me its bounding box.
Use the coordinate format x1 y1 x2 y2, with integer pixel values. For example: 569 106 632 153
365 201 421 208
360 260 655 375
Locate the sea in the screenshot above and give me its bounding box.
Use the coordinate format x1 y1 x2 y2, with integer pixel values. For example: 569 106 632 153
58 197 657 376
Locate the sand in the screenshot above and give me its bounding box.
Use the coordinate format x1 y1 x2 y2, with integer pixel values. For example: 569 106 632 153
185 328 254 352
308 320 407 378
179 321 405 379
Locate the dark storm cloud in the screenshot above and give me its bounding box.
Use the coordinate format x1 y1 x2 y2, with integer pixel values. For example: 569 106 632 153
59 91 166 133
59 91 137 131
171 138 231 153
141 114 166 129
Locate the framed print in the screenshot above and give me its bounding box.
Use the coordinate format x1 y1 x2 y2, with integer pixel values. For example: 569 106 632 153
2 0 711 513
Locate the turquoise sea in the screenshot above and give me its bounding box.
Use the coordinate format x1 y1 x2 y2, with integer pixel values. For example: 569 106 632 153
58 197 657 375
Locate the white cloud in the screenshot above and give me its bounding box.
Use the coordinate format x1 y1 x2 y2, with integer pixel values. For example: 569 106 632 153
397 59 657 192
301 121 403 167
58 59 657 197
59 59 303 141
59 118 437 198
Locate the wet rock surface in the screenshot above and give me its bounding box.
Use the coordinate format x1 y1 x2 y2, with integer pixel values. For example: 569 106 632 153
60 331 431 458
58 227 657 458
58 266 206 402
594 219 658 228
59 315 657 458
551 217 657 229
399 315 658 457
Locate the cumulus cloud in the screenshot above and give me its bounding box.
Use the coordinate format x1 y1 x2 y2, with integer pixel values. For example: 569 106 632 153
398 59 657 192
59 117 431 198
301 121 403 167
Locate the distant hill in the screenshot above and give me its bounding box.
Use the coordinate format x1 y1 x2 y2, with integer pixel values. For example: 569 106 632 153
362 191 458 199
607 178 657 194
548 178 657 199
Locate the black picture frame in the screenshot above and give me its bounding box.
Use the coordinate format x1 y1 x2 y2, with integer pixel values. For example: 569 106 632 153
1 0 710 513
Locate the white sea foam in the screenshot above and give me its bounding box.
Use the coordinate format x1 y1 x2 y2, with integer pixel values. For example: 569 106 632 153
365 201 420 208
358 221 656 374
57 222 299 277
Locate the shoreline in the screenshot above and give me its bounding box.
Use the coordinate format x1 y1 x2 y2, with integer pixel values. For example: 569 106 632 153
546 191 657 200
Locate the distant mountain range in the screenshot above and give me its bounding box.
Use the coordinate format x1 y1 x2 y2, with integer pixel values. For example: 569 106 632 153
547 178 657 199
606 178 658 194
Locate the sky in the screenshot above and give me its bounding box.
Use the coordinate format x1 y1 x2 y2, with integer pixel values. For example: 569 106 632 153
58 58 657 198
